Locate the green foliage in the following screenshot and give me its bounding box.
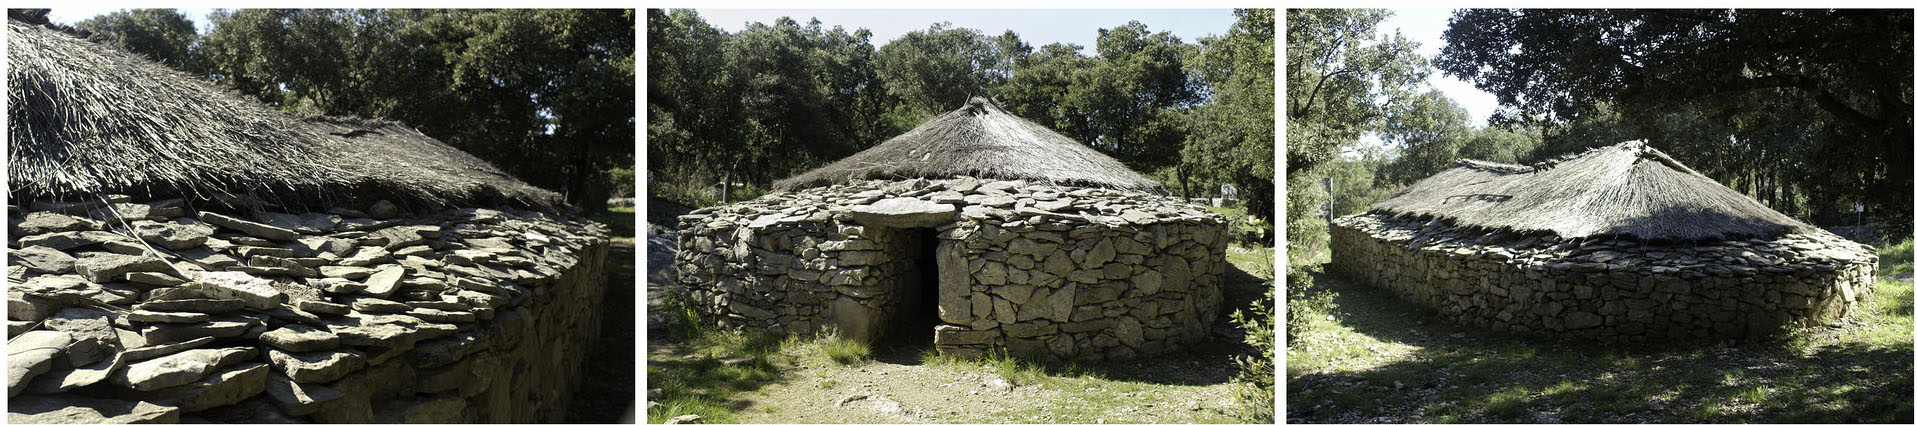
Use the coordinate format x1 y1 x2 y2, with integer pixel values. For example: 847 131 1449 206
875 22 1017 119
1285 8 1428 175
1880 237 1913 278
75 9 199 68
1228 281 1276 423
1182 9 1275 240
1438 9 1914 223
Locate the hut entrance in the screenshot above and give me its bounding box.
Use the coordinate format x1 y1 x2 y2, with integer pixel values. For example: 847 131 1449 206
878 227 943 354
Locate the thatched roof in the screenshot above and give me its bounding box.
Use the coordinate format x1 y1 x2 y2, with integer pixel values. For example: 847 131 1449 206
774 97 1163 192
6 20 561 210
1368 141 1813 241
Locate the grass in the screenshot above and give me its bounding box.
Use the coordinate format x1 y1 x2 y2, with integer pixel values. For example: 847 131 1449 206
589 206 636 245
1287 236 1915 423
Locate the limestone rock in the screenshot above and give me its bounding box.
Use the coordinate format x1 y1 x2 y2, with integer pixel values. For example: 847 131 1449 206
196 271 284 310
8 330 72 397
126 310 211 324
260 325 342 352
73 253 172 283
122 336 215 362
267 349 365 383
132 220 215 250
7 395 179 424
361 265 406 298
262 372 345 416
849 197 956 228
137 298 247 314
26 352 122 394
137 362 269 412
10 245 76 274
41 308 119 367
199 211 300 241
115 346 255 391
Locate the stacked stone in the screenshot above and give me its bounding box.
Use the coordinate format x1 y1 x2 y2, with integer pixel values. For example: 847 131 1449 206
1330 212 1878 342
7 196 609 423
675 177 1227 361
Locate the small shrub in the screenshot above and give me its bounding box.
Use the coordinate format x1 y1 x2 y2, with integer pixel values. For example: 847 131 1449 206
822 336 871 366
1230 282 1277 423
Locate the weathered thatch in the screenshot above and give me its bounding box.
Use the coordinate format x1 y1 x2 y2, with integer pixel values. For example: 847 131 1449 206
774 97 1163 192
1369 140 1812 241
302 116 562 208
6 19 560 210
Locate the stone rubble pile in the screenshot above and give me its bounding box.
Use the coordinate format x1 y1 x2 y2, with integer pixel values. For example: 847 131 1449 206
8 196 609 423
1331 212 1878 342
676 177 1228 361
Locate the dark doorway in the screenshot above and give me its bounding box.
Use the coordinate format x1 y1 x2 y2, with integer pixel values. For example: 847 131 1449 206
876 227 942 363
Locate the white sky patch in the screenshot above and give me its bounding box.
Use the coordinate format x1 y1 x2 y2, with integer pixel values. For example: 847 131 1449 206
1349 8 1503 158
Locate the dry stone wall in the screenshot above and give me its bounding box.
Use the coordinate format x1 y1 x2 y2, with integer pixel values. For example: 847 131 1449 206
674 177 1228 361
7 196 609 423
1330 212 1878 342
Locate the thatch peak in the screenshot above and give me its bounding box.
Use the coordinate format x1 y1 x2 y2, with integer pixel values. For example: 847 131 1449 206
1368 140 1813 242
773 97 1164 192
7 19 561 211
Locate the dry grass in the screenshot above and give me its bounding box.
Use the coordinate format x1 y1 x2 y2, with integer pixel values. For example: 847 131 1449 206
8 20 561 211
774 97 1163 192
1370 141 1811 241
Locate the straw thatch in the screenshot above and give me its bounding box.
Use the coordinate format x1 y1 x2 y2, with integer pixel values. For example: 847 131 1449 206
6 19 561 210
1369 140 1812 241
774 97 1164 192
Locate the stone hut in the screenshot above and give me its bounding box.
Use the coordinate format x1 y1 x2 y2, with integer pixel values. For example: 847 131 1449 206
675 98 1227 362
6 18 610 423
1331 141 1877 342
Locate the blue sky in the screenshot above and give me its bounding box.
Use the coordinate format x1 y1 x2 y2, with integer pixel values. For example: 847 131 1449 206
695 9 1240 52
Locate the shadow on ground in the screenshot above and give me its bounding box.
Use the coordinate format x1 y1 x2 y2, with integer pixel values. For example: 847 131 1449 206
568 235 639 423
1287 272 1914 424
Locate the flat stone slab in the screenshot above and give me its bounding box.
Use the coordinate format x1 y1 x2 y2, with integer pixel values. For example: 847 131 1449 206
25 352 122 394
137 298 247 314
196 271 285 310
122 336 216 362
19 230 124 250
115 346 255 391
261 325 342 352
126 310 212 324
267 350 365 384
849 197 957 228
295 300 352 316
132 220 215 250
137 362 269 413
8 330 72 397
8 394 179 424
351 298 413 314
263 372 345 416
41 308 119 367
361 265 405 297
73 253 173 283
199 211 300 241
10 245 76 274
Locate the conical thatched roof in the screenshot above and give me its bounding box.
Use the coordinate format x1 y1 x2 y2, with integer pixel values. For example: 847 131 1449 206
6 19 560 210
774 97 1163 192
1368 141 1812 241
